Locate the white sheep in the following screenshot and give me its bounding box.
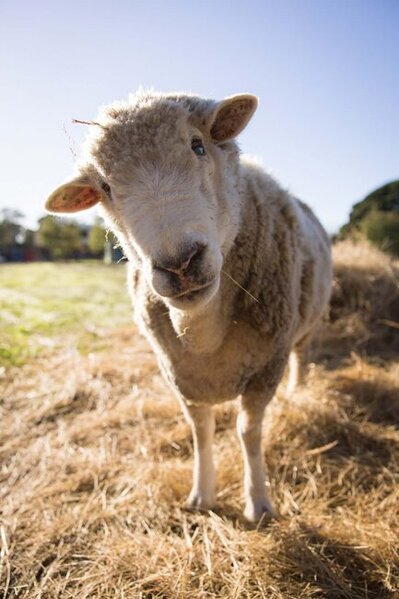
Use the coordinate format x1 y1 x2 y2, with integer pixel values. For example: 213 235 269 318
46 91 332 521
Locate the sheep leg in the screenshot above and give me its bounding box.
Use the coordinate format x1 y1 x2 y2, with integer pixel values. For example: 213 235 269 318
237 393 276 522
183 404 216 510
285 349 304 396
286 333 312 396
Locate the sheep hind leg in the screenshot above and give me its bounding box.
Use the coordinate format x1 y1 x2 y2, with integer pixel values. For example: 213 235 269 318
286 334 312 397
183 404 216 511
237 393 277 522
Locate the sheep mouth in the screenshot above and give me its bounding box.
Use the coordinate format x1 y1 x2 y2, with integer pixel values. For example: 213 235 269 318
174 280 215 300
167 278 219 308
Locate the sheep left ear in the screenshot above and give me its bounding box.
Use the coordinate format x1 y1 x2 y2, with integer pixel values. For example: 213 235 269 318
45 174 105 214
209 94 258 143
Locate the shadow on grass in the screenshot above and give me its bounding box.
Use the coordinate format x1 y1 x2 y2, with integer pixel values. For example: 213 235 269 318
273 523 393 599
335 376 399 427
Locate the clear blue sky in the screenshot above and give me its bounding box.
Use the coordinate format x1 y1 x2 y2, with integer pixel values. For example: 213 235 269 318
1 0 398 233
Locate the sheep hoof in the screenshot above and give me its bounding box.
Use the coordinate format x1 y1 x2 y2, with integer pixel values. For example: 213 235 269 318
244 499 277 523
186 490 216 512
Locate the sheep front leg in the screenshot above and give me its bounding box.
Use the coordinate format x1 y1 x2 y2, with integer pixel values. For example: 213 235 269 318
237 393 276 522
183 404 216 510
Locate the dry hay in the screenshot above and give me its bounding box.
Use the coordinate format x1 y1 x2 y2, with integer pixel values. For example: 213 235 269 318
1 241 398 598
324 240 399 361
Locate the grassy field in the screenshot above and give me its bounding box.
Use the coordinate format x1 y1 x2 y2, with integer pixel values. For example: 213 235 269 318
1 244 398 598
0 262 131 368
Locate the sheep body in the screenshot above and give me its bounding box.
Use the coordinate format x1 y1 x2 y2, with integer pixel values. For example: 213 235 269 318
131 159 331 404
46 90 332 520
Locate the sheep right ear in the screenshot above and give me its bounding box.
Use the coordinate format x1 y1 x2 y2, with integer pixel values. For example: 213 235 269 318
45 174 105 214
209 94 258 143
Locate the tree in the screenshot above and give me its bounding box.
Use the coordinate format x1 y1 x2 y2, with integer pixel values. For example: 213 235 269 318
88 217 106 255
338 180 399 256
0 208 25 247
37 216 83 259
360 209 399 256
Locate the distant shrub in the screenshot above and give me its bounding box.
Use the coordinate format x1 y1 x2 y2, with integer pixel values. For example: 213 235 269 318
88 218 106 255
359 209 399 256
338 180 399 256
37 216 83 259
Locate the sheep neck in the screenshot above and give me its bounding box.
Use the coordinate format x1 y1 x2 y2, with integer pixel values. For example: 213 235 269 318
168 285 232 355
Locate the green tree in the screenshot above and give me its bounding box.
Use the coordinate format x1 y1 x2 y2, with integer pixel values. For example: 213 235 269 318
360 209 399 256
0 208 25 247
37 216 83 259
88 218 106 255
350 180 399 227
338 180 399 255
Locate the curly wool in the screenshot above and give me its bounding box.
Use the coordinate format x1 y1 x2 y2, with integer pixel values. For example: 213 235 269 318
131 157 332 404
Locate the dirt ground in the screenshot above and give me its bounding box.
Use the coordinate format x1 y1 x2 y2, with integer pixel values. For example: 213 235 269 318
1 241 398 598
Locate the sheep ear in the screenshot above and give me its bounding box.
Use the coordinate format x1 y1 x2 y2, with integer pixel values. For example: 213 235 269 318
45 174 104 214
209 94 258 143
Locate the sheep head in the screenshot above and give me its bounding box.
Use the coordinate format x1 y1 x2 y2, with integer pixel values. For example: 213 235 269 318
45 91 258 311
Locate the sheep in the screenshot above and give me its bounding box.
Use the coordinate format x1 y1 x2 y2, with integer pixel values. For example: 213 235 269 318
45 90 332 521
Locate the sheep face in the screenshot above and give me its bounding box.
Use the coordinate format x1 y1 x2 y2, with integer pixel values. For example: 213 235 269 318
46 92 258 311
94 103 227 311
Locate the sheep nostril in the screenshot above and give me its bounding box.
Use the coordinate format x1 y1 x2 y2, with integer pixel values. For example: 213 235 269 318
179 243 206 274
155 242 207 276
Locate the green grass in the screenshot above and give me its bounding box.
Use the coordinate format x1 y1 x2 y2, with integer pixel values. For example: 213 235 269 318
0 261 132 367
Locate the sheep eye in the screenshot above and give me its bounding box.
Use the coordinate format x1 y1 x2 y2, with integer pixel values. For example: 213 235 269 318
101 181 112 199
191 138 206 156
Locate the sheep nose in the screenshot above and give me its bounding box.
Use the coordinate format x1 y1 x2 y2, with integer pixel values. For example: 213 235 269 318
155 242 207 276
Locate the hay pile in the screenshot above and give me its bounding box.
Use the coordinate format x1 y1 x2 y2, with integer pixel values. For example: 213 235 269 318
1 241 398 598
325 240 399 360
